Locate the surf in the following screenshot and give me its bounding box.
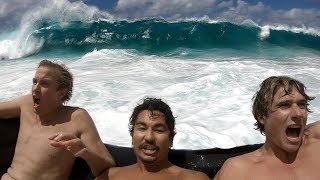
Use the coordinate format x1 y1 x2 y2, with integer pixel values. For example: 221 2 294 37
1 18 320 60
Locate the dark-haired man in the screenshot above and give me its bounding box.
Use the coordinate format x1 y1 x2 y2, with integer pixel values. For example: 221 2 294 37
96 97 209 180
214 76 320 180
0 60 115 180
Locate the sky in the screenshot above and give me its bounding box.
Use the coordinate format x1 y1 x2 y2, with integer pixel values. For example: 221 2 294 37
84 0 320 10
1 0 320 31
82 0 320 10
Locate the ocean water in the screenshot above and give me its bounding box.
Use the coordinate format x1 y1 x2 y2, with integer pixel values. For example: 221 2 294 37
1 3 320 150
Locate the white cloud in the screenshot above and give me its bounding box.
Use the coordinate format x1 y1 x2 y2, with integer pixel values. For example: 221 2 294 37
0 0 44 30
112 0 320 28
0 0 42 18
217 0 234 9
218 1 320 27
1 0 319 30
268 8 320 27
217 0 271 24
114 0 219 20
0 2 8 18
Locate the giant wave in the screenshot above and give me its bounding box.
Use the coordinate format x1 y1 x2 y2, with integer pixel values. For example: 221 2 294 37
1 18 320 60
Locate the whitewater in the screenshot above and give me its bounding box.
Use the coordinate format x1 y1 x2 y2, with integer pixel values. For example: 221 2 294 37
1 0 320 150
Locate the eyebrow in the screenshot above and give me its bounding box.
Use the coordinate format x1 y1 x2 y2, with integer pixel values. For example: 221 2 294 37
276 98 307 105
135 121 168 128
135 121 146 126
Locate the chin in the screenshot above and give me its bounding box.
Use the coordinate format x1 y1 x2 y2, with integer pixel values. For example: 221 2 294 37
140 156 157 164
284 143 301 153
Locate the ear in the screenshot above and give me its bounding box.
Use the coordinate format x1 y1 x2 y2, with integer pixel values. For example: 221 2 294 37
57 88 67 101
258 115 266 125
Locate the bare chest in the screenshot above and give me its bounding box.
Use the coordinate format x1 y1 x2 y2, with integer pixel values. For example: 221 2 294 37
248 154 320 180
112 169 185 180
14 117 76 168
113 174 182 180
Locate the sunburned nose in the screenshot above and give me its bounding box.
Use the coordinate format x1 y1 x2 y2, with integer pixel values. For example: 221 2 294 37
32 83 40 92
290 104 304 119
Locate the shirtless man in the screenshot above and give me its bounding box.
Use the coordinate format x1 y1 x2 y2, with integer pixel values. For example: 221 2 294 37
0 60 115 180
96 97 209 180
214 76 320 180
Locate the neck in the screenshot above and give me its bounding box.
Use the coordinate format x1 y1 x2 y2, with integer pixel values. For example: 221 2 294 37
136 159 172 173
262 141 301 164
34 104 64 123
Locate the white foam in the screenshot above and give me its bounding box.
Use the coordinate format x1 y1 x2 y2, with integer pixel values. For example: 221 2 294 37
259 26 270 40
0 33 44 60
259 24 320 40
1 49 320 150
77 50 320 149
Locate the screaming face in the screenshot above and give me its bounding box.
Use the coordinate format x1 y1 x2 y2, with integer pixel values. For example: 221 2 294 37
260 86 308 153
31 66 62 115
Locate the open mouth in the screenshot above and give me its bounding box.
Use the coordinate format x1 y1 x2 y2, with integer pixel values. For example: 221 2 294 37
33 96 41 106
285 126 301 139
141 144 158 155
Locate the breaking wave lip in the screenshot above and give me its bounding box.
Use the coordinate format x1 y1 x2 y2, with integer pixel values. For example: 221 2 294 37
0 0 113 60
0 31 45 60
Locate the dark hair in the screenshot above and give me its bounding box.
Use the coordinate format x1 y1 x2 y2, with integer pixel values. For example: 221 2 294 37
129 97 176 144
252 76 315 134
38 60 73 103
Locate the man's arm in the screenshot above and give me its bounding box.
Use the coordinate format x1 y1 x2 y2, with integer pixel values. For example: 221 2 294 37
50 108 115 177
0 95 28 119
76 108 116 176
305 121 320 140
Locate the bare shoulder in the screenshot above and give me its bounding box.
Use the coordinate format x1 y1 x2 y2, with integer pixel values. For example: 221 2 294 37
18 94 32 103
182 169 209 180
70 107 89 117
67 107 98 134
107 165 135 179
95 167 123 180
3 94 32 106
305 121 320 140
108 166 125 176
0 94 31 118
214 152 256 180
70 107 93 123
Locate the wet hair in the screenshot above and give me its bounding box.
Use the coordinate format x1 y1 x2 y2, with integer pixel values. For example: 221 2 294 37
129 97 176 145
252 76 315 135
38 60 73 103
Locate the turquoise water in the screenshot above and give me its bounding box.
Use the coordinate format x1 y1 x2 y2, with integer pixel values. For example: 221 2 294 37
2 19 319 59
